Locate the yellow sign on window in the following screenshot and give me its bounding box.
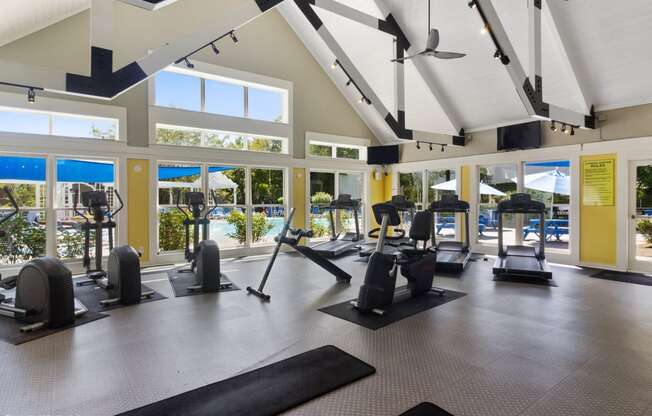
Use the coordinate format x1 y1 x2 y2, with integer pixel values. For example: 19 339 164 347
582 158 615 206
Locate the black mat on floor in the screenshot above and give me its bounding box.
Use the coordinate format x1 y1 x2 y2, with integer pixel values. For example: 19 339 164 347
591 270 652 286
400 402 454 416
0 310 107 345
167 269 239 298
74 282 166 312
319 287 467 330
118 345 375 416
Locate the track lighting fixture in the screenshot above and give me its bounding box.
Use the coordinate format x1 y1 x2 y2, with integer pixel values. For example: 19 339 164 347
550 121 558 132
570 126 575 136
467 0 476 9
27 88 36 104
561 123 569 134
416 142 421 150
494 50 502 60
441 145 445 152
346 80 352 87
210 43 220 55
331 60 339 69
429 143 433 151
481 25 489 35
183 58 194 69
230 31 238 43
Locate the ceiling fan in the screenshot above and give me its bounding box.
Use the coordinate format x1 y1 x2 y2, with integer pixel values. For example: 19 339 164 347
391 0 466 62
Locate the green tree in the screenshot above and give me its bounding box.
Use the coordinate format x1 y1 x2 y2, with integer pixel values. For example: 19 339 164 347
309 144 332 157
336 147 360 159
0 216 46 264
156 127 201 146
637 219 652 246
91 125 117 140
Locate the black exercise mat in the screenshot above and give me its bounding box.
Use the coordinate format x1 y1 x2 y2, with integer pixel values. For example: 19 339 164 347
400 402 454 416
167 269 239 298
118 345 376 416
74 282 166 312
319 287 466 330
0 310 107 345
591 270 652 286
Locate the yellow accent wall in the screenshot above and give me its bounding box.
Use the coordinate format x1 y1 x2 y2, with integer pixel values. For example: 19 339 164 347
580 154 617 266
127 159 150 262
369 171 391 228
460 165 471 238
292 168 306 230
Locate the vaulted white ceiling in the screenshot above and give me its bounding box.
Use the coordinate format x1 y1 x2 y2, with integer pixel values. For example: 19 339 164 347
281 0 652 142
0 0 90 47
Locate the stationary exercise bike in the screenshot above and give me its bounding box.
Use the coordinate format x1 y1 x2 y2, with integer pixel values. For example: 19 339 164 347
351 203 444 316
175 189 231 292
74 189 153 305
0 187 86 332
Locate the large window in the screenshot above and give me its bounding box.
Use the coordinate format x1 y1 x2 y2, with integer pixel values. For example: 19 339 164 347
157 162 287 253
155 124 286 154
478 164 517 245
308 140 367 161
251 168 285 245
309 171 365 240
55 159 116 261
154 70 288 123
0 107 118 140
157 163 202 254
0 156 47 266
523 160 570 252
428 169 457 241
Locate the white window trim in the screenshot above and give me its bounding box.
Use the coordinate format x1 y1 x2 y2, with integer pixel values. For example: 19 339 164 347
148 61 293 155
306 131 369 163
0 91 126 142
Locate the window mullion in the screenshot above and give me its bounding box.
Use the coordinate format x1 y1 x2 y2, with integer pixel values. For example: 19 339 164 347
245 166 253 248
244 86 249 119
200 78 206 113
46 155 57 258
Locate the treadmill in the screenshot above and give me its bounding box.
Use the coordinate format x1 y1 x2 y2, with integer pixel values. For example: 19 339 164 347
492 193 553 281
357 195 415 261
311 194 363 258
430 194 471 274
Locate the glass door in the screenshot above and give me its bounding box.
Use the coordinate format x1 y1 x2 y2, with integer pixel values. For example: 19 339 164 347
630 161 652 273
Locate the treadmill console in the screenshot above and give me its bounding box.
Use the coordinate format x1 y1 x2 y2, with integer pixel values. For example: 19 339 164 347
430 194 470 212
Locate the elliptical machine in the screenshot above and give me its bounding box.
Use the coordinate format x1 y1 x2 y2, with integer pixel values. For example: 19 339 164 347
0 187 85 332
175 189 231 292
351 203 445 316
74 189 153 305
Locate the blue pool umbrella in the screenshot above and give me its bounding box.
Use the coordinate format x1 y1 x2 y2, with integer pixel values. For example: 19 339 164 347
526 161 570 168
158 165 235 180
0 156 115 183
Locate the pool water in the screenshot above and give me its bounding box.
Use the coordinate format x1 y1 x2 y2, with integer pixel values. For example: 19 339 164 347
208 217 337 240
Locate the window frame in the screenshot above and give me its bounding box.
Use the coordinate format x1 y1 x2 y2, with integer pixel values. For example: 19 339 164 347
305 132 369 164
0 91 125 142
149 62 293 156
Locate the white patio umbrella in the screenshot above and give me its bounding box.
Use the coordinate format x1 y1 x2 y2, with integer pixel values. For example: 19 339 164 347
159 172 239 204
431 180 505 196
522 169 570 195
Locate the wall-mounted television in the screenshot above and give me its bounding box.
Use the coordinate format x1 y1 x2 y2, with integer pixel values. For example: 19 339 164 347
367 145 399 165
497 121 542 151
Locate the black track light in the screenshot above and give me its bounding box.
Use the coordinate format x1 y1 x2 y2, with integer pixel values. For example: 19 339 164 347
346 80 352 87
570 126 575 136
481 25 489 35
441 145 445 152
551 121 558 132
561 123 569 134
467 0 476 9
416 142 421 150
429 143 433 151
230 31 238 43
27 88 36 104
494 50 502 60
500 54 510 65
331 60 338 69
211 43 220 55
183 57 194 69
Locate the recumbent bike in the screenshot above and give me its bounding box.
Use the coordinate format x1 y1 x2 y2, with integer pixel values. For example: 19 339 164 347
0 187 87 332
175 190 231 292
74 189 154 305
352 202 445 316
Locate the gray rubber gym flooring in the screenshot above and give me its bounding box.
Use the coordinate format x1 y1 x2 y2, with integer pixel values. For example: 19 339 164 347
2 253 652 416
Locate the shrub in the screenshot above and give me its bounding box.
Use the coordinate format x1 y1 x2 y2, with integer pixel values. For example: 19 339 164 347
310 217 330 238
159 210 187 252
637 219 652 245
311 192 332 205
225 210 273 244
57 229 85 259
0 216 46 264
